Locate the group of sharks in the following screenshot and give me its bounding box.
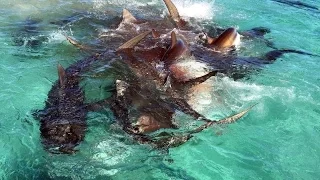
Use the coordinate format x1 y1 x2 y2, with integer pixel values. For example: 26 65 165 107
33 0 318 154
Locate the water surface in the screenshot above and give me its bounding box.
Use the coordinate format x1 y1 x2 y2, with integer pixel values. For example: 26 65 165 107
0 0 320 179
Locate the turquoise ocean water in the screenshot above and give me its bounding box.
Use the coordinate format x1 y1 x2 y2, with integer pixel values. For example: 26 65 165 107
0 0 320 179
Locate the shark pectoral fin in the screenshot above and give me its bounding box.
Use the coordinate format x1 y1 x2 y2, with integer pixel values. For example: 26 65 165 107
163 0 186 28
249 27 271 36
57 64 66 86
264 49 320 61
117 30 151 51
211 27 240 49
240 27 271 38
174 70 218 87
122 9 138 23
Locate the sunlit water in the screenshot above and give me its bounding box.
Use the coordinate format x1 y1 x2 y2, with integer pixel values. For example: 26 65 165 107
1 0 320 179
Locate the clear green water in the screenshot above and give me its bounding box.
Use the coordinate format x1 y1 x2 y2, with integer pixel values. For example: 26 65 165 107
1 0 320 179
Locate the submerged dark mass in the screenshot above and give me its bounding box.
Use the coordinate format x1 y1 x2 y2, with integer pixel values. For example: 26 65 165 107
33 0 317 154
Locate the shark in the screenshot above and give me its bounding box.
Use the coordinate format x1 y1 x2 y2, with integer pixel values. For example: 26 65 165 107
108 30 255 146
107 0 319 134
33 52 118 154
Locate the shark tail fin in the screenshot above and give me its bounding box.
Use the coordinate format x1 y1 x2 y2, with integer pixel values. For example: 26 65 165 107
65 36 83 49
57 64 66 87
122 9 138 23
216 104 257 124
117 30 151 51
265 49 320 61
189 104 256 134
64 35 96 52
210 27 240 49
163 0 186 28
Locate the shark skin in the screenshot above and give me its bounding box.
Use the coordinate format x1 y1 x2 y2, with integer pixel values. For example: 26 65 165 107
34 53 116 154
115 37 224 139
36 64 87 154
117 37 219 117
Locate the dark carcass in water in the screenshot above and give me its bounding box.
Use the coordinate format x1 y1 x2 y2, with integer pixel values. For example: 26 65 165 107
33 54 113 154
34 0 319 153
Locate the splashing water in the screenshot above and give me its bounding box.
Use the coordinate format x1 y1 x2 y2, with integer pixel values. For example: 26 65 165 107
173 0 214 19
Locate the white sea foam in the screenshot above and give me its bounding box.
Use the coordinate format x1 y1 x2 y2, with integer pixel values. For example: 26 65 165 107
217 76 297 103
93 0 153 9
92 138 131 167
187 74 298 119
172 59 211 79
93 0 214 20
47 31 67 44
172 0 214 19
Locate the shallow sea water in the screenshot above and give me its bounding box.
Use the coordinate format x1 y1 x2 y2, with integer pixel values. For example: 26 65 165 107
0 0 320 179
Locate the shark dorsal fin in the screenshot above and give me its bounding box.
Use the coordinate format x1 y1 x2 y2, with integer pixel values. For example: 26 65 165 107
57 64 66 87
211 28 240 49
122 9 137 23
117 30 151 51
163 0 186 28
161 31 188 66
170 31 178 49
